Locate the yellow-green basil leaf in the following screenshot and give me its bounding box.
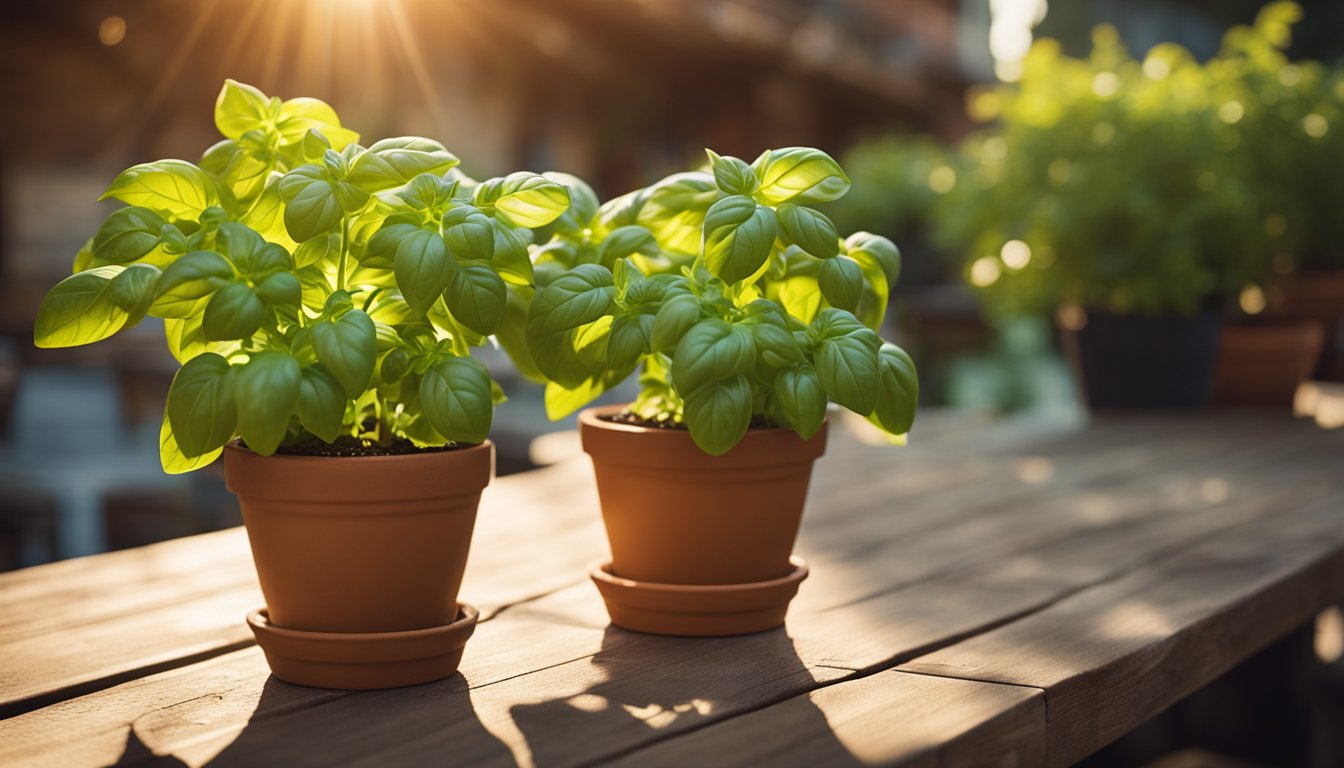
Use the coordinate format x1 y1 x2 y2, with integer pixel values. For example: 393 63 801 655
419 356 493 444
278 166 345 242
650 294 701 352
598 225 659 266
91 207 167 266
636 172 719 256
151 251 234 318
772 274 823 326
541 171 598 235
607 312 654 371
544 378 608 421
277 97 358 149
845 232 901 287
818 256 864 312
34 265 129 348
297 364 347 443
671 319 756 394
812 308 881 414
446 263 506 335
312 309 376 397
702 195 776 284
443 210 495 262
871 342 918 435
164 316 238 364
347 137 459 192
215 79 270 140
254 271 302 307
774 365 826 439
101 160 219 219
159 412 221 474
682 374 752 456
108 263 162 326
706 149 759 196
392 229 453 318
167 352 237 458
235 351 301 456
776 203 838 259
489 172 571 228
294 232 340 269
753 147 851 205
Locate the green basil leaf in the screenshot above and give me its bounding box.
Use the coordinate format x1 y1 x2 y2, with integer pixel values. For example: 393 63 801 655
480 172 571 228
445 263 506 335
702 195 776 284
218 222 292 277
392 229 453 318
386 172 458 215
419 356 493 443
753 147 851 205
599 225 659 266
254 271 302 307
295 363 346 441
235 351 301 456
166 352 237 458
312 309 376 398
607 312 654 371
526 263 616 338
845 232 901 287
443 209 495 262
706 149 759 196
682 374 752 455
159 412 221 474
33 266 130 348
294 232 340 269
202 282 264 341
650 294 701 352
347 137 458 192
108 263 161 326
671 319 756 394
812 308 881 414
540 172 598 234
278 166 346 242
164 316 237 364
774 365 826 439
776 203 838 259
490 220 533 286
101 160 219 218
91 207 167 266
871 343 918 435
819 256 864 312
752 321 803 365
151 251 234 318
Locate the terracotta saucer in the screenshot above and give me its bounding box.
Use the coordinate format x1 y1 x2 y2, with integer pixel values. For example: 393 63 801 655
246 603 478 690
589 556 809 637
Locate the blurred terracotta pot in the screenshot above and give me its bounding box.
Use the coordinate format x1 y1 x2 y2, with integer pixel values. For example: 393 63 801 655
1270 270 1344 379
1213 321 1324 407
224 442 492 688
579 406 824 636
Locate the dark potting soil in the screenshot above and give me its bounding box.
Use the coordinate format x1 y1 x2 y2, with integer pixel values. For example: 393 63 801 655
268 434 467 458
601 411 778 430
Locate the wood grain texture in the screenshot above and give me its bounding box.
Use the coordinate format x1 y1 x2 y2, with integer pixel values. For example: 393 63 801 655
1 412 1340 767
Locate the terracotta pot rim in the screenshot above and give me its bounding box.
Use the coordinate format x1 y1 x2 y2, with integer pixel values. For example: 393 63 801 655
579 405 827 470
224 439 493 464
591 556 809 593
248 603 479 643
579 404 809 437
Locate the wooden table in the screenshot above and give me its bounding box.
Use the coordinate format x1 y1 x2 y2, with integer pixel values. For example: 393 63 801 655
2 410 1342 767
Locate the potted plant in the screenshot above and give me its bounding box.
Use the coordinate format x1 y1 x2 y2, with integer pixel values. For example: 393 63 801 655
517 148 918 636
32 80 572 688
1216 2 1344 384
936 23 1274 409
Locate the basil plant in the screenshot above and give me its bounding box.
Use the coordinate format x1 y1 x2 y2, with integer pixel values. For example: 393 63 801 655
521 148 918 455
33 80 571 472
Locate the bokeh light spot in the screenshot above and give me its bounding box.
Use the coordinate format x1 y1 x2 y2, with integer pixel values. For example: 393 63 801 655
1000 240 1031 269
99 16 126 46
970 256 1002 287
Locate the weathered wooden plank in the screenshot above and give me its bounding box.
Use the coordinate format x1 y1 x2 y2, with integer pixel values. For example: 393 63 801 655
602 671 1044 768
900 496 1344 767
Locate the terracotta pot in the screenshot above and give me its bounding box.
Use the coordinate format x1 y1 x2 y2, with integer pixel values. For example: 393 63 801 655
1213 321 1324 406
1270 269 1344 379
224 442 492 688
225 442 492 632
578 406 825 636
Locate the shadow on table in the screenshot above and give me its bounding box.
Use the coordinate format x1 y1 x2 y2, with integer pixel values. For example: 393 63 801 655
108 674 514 767
508 625 866 767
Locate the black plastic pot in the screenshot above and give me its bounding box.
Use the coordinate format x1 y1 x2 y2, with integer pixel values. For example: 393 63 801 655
1059 309 1223 409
